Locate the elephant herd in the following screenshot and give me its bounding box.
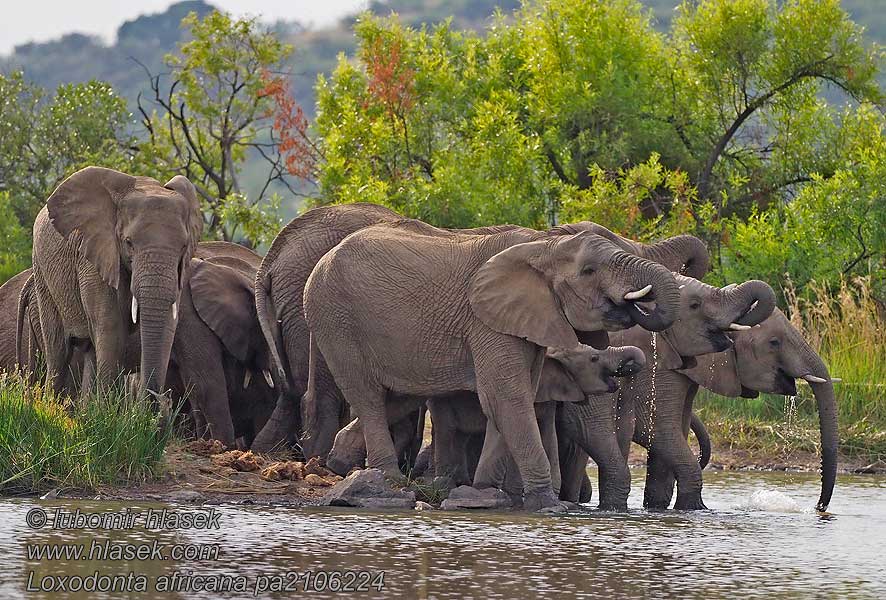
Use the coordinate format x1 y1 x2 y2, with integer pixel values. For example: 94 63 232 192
0 166 840 513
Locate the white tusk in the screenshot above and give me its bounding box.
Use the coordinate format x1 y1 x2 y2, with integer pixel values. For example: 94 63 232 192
243 370 253 389
172 301 178 321
263 370 274 389
729 323 752 331
803 374 829 384
624 284 653 301
131 297 138 324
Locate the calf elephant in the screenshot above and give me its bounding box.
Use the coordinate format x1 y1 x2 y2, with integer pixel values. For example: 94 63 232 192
304 221 681 510
31 166 202 398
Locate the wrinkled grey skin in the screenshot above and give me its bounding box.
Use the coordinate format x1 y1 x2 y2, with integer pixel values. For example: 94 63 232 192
470 344 646 510
1 270 33 373
252 203 709 456
558 273 777 509
668 309 838 512
115 243 275 448
303 221 681 511
31 166 202 399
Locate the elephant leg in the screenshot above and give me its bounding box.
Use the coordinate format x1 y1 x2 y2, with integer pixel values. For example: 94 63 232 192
173 339 236 447
333 373 398 475
36 293 72 397
412 438 434 478
472 341 558 511
643 450 676 509
615 392 635 461
79 348 96 399
557 435 588 503
473 420 512 490
579 472 593 504
465 432 484 482
536 403 560 495
299 341 347 459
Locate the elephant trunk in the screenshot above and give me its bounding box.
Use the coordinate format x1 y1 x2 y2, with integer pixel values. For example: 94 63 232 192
690 412 711 470
639 235 711 280
607 345 647 377
617 254 681 332
720 280 777 326
802 347 838 512
133 256 181 397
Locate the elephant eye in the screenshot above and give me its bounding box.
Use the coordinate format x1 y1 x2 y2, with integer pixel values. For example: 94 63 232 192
590 356 599 363
769 337 780 348
689 300 701 310
580 264 595 276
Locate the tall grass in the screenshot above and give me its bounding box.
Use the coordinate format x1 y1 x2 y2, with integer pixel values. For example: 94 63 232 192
697 276 886 460
0 374 177 494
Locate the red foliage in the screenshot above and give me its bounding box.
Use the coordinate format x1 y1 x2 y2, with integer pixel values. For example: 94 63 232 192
259 71 316 179
363 35 416 115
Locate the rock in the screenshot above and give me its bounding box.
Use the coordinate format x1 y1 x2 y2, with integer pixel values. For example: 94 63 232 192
441 486 512 510
166 490 204 503
414 501 434 511
320 469 416 509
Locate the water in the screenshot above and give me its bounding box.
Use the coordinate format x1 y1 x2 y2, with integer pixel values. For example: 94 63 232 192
2 470 884 599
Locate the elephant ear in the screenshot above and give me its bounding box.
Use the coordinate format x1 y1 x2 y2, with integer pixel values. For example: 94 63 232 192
164 175 203 253
47 166 137 290
539 353 584 403
679 348 743 397
654 331 687 371
469 239 579 349
189 260 257 363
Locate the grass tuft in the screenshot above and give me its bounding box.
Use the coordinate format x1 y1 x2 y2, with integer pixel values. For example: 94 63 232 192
0 373 177 494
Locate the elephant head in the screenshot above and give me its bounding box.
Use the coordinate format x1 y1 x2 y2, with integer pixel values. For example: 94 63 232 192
659 274 777 366
682 309 839 512
188 257 274 389
551 223 711 279
469 232 683 346
47 166 202 395
544 344 647 397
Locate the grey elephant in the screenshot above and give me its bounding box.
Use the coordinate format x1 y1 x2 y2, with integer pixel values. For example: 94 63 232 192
252 203 709 455
31 166 202 398
638 309 838 512
466 344 647 510
1 270 33 374
303 219 682 511
557 273 776 509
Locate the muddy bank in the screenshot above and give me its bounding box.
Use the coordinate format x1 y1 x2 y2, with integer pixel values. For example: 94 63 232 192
20 440 884 507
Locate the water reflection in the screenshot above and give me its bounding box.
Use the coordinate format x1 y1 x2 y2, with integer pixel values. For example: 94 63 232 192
1 469 884 599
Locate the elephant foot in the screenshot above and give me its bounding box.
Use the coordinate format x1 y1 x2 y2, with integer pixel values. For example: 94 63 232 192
598 499 629 512
523 488 570 513
674 494 708 510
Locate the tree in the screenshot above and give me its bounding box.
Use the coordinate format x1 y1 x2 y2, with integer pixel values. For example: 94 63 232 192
138 10 313 245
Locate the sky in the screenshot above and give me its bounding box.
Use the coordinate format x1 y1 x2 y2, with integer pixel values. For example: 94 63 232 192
0 0 369 55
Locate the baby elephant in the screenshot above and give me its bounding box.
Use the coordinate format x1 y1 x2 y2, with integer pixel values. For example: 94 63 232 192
438 343 645 509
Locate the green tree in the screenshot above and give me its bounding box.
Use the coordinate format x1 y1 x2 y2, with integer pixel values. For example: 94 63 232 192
138 10 311 245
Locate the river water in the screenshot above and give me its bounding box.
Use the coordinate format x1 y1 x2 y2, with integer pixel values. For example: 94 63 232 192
1 469 884 599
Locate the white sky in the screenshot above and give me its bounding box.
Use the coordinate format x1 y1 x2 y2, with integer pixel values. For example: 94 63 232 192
0 1 369 55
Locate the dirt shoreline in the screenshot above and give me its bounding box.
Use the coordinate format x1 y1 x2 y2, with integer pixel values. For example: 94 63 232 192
19 441 885 506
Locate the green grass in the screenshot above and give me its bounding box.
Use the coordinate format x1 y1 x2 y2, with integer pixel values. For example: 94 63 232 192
695 276 886 463
0 373 177 495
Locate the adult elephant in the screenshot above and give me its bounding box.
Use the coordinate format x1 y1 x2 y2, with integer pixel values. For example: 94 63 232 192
31 166 202 398
664 309 838 512
252 203 709 454
304 222 681 511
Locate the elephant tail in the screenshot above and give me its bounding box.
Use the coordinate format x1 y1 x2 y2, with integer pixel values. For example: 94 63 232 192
16 273 35 374
254 267 290 394
690 412 711 470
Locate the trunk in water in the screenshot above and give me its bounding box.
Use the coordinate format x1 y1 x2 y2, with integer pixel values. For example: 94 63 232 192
810 377 838 512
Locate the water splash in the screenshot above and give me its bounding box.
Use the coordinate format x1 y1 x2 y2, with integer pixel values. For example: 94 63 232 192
734 489 811 513
784 395 798 427
648 333 658 447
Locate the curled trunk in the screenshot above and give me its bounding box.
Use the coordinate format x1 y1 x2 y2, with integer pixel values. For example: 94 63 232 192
690 413 711 470
720 280 777 326
616 253 681 332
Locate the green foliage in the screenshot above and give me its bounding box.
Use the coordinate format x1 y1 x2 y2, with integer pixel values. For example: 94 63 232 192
0 193 32 284
0 375 177 494
138 10 296 246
